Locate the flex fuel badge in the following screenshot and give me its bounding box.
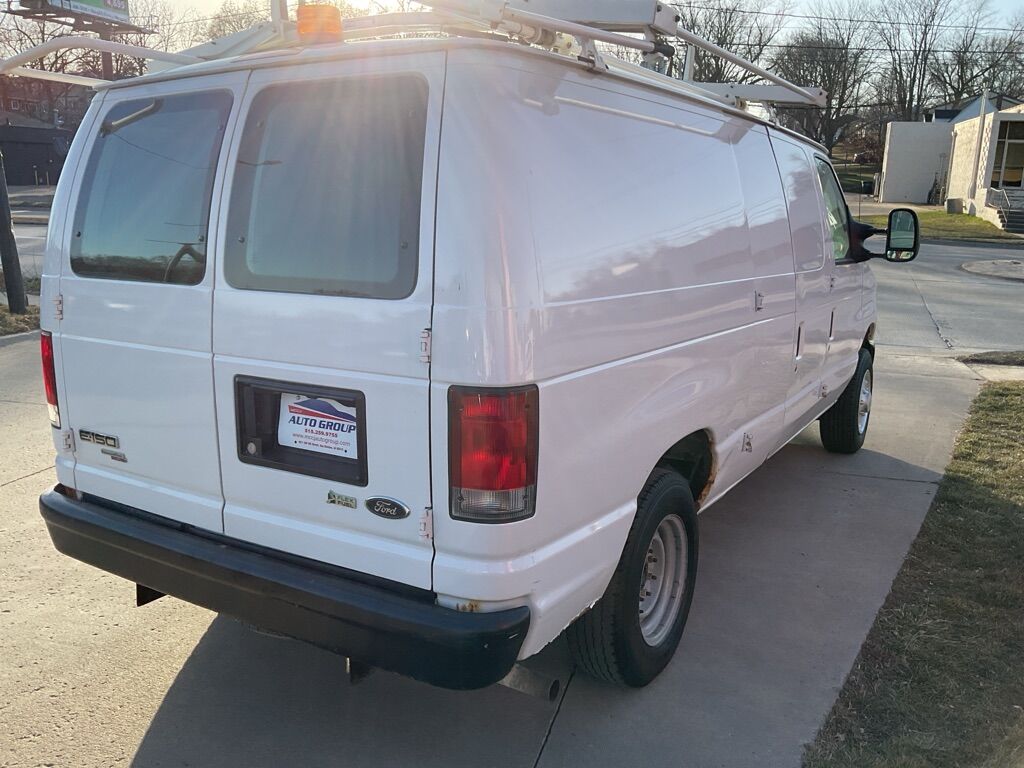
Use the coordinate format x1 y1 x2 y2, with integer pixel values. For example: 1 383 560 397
327 491 357 509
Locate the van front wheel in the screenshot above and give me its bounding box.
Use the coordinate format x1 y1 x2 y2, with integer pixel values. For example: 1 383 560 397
819 348 873 454
567 469 698 687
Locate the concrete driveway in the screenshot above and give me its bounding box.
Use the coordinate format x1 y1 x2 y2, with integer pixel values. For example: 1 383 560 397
1 241 1020 767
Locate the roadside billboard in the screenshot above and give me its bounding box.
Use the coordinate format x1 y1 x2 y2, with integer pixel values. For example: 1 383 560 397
43 0 130 24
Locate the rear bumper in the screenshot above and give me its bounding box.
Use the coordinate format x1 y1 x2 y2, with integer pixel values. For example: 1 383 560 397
39 486 529 690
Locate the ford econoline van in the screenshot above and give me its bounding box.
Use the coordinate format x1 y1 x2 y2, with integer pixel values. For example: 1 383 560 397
32 2 920 691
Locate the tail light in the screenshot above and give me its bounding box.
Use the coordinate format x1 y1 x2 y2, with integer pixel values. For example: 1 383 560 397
40 331 60 428
448 385 538 523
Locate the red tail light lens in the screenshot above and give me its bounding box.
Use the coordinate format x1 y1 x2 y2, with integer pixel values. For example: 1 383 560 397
448 385 538 523
40 331 60 428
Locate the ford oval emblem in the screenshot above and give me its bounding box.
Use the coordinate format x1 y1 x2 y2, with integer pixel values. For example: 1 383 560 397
366 497 410 520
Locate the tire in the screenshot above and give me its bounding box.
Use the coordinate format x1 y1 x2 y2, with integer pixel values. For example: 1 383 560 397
567 468 699 687
819 348 873 454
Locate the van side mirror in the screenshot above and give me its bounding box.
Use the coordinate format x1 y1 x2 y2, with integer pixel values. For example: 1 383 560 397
885 209 919 263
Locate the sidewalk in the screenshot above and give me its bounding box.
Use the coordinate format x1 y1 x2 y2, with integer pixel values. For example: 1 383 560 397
0 291 41 307
9 185 54 225
844 194 942 218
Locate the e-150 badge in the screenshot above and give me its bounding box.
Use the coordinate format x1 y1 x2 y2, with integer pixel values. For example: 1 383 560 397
278 393 359 459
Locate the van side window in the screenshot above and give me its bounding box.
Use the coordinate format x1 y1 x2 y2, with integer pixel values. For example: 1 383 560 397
71 91 232 285
813 158 850 262
224 76 428 300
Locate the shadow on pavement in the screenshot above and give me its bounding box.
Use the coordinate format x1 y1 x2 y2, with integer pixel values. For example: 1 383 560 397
131 438 939 768
131 614 563 768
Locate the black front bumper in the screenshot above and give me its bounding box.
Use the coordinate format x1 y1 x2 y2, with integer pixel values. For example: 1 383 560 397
39 486 529 690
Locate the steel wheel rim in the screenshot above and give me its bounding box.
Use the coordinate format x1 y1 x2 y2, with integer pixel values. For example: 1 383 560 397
639 515 687 647
858 369 873 435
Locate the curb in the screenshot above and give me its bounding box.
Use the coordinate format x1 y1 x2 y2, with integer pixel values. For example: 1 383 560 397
0 328 40 347
960 259 1024 283
13 214 49 226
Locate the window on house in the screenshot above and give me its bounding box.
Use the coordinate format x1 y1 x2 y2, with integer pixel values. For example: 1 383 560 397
992 121 1024 188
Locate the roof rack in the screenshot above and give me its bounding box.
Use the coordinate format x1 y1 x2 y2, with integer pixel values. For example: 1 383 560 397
0 0 826 110
416 0 826 108
0 36 201 87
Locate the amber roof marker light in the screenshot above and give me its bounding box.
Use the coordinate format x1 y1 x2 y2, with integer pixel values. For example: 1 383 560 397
296 4 344 44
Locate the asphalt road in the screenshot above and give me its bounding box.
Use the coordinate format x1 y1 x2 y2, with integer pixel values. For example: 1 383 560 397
1 240 1020 767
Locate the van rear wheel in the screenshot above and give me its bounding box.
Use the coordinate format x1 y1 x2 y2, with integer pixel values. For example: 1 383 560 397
567 468 698 687
819 348 873 454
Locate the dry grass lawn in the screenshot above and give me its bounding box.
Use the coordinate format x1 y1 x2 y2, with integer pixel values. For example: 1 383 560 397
806 382 1024 768
860 211 1021 243
0 304 38 336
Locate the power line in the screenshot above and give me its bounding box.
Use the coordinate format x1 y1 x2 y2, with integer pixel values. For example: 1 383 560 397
674 3 1023 34
756 42 1024 54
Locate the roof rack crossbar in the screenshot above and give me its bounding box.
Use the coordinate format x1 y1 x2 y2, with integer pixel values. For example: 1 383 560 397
422 0 825 107
6 65 103 87
669 26 823 106
0 37 202 88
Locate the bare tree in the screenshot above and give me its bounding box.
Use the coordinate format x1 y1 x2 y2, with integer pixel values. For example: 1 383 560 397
68 1 209 81
772 1 873 152
873 0 957 120
204 0 362 40
205 0 271 39
675 0 791 83
928 4 994 105
986 20 1024 98
973 12 1024 100
0 14 92 125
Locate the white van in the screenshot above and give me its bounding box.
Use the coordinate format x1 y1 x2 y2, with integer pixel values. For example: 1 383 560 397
33 2 919 691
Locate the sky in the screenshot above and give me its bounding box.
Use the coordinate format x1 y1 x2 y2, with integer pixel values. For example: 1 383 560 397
180 0 1022 25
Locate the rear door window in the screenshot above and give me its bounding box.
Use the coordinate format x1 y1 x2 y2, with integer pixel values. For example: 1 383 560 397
71 90 232 284
224 76 428 300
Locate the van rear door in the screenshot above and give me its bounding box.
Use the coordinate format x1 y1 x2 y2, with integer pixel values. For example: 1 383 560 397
211 55 443 589
58 75 246 532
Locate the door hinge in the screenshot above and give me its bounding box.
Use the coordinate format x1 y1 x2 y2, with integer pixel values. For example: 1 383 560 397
828 275 837 291
54 294 63 321
820 383 829 399
419 327 431 364
753 290 765 312
61 429 75 452
742 432 753 453
419 506 433 541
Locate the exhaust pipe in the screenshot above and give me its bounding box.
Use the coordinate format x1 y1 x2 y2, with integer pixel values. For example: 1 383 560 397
498 664 562 701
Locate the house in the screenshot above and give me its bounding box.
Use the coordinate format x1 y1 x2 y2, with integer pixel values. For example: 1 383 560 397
878 95 1024 233
946 103 1024 233
925 93 1022 124
0 118 74 185
0 75 90 186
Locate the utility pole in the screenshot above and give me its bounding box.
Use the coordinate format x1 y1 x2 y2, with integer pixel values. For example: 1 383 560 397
0 151 27 316
99 29 114 81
